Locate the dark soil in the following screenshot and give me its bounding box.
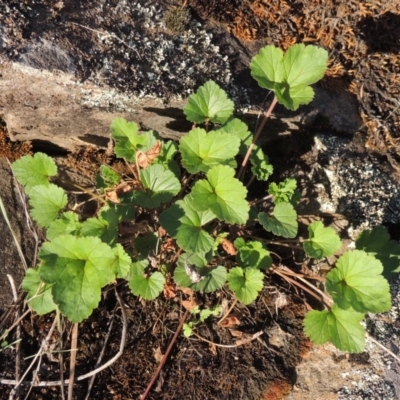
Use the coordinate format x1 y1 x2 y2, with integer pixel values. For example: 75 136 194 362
1 277 311 400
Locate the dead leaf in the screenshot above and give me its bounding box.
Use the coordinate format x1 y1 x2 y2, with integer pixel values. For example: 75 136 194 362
105 180 141 203
161 237 175 252
137 141 162 168
229 329 244 338
158 226 167 237
221 238 238 255
163 280 176 299
209 342 217 356
220 315 241 328
153 346 163 363
178 286 194 297
181 298 198 311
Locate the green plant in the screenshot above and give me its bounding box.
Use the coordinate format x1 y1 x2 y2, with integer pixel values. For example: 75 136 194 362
12 44 400 353
183 305 222 338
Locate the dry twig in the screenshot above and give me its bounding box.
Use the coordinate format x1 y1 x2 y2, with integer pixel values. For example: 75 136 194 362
0 288 127 388
141 309 189 400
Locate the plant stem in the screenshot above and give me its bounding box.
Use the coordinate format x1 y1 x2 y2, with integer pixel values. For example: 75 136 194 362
141 309 189 400
237 96 278 181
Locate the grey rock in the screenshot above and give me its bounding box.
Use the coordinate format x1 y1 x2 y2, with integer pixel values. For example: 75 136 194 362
18 38 76 73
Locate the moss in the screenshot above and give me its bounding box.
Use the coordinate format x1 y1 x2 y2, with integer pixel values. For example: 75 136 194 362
165 6 191 33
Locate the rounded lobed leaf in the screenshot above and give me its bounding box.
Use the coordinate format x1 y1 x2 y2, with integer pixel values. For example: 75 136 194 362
126 164 181 208
235 238 272 270
12 153 57 195
190 165 249 225
250 45 284 91
356 225 400 279
179 127 240 174
303 305 365 353
22 268 57 316
283 44 329 88
111 118 157 162
214 118 252 156
160 196 216 254
326 250 391 313
47 212 82 240
39 235 116 323
227 267 264 305
258 202 298 238
29 184 68 228
183 80 234 124
303 221 342 259
129 271 165 300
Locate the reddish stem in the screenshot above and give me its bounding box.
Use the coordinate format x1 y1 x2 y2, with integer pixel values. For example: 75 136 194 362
237 96 278 181
141 309 189 400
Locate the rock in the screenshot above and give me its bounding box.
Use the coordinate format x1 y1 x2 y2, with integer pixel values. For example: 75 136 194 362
0 158 36 314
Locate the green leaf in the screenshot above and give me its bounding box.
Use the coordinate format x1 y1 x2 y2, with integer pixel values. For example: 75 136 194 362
22 268 57 315
268 178 297 204
199 305 222 322
125 164 180 208
12 153 57 195
159 196 216 254
111 244 132 279
258 202 298 238
194 265 227 293
174 253 226 293
179 128 240 173
250 146 273 181
183 323 193 337
47 212 82 240
183 80 234 124
128 258 149 280
227 267 264 305
39 235 116 323
275 83 314 111
29 184 68 228
250 44 328 111
235 238 272 270
155 140 180 178
284 44 329 88
250 46 285 91
81 205 119 246
303 305 365 353
214 118 252 155
129 271 165 300
99 165 121 186
190 165 249 225
356 226 400 279
134 233 158 258
326 250 391 313
111 118 156 162
303 221 342 259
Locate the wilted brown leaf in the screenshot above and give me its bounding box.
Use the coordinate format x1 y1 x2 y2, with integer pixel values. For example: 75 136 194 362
209 342 217 356
163 280 176 299
220 315 241 328
104 180 141 203
137 141 162 168
178 286 194 297
154 346 163 363
181 297 198 311
221 238 238 255
161 238 176 252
